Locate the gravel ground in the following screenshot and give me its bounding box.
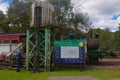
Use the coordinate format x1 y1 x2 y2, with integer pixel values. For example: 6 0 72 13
111 79 120 80
48 76 99 80
48 76 120 80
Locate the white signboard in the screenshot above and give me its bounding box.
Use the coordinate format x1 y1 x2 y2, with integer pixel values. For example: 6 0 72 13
61 46 79 58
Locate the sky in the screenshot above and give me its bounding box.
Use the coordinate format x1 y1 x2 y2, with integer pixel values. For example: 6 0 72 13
71 0 120 32
0 0 120 32
0 0 10 13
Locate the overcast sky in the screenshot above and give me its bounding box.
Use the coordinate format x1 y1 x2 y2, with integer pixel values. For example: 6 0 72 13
0 0 120 32
72 0 120 32
0 0 9 13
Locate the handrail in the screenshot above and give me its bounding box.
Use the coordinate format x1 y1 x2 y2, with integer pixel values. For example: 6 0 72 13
7 43 23 57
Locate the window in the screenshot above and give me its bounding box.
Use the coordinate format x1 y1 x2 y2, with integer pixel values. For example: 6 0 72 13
20 37 26 43
3 40 9 44
12 40 18 44
0 41 2 44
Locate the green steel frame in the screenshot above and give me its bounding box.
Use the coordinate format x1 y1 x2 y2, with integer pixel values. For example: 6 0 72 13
26 28 51 72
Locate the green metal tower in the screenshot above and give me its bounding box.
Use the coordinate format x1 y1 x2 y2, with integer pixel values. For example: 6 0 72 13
25 1 56 72
26 27 51 72
26 6 51 72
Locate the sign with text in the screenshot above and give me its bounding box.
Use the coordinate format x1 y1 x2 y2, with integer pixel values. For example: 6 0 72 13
61 46 79 58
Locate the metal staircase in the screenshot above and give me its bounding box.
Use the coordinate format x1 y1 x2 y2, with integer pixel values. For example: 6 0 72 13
0 43 25 70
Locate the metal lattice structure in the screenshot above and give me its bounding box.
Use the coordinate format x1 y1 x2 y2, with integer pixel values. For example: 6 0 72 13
26 1 54 72
26 28 51 71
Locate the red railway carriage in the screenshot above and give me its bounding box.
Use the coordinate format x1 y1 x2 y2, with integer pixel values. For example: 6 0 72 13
0 33 26 44
0 33 26 61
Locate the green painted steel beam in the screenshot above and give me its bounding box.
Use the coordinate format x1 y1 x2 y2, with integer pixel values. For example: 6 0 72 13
26 29 30 70
45 29 51 71
26 28 52 72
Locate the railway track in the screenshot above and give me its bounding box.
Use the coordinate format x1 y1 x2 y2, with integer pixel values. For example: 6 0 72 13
94 58 120 66
88 58 120 65
89 58 120 70
98 62 120 65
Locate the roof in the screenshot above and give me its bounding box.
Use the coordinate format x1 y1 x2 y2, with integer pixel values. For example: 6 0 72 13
0 33 26 37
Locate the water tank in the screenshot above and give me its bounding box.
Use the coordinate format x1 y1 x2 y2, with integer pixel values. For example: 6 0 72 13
30 1 54 27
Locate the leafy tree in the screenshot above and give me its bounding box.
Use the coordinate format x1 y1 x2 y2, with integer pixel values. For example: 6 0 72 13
0 10 10 34
0 10 6 21
93 28 120 56
112 24 120 50
6 0 91 36
105 27 110 31
47 0 92 39
113 31 120 50
7 0 35 33
47 0 73 26
69 12 91 31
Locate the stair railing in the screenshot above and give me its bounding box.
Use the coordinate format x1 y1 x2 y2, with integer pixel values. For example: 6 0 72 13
6 43 23 69
7 43 23 57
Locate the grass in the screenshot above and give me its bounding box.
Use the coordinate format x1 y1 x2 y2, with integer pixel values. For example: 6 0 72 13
0 69 120 80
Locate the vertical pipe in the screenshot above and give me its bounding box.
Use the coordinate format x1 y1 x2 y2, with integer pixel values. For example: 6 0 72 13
33 6 41 73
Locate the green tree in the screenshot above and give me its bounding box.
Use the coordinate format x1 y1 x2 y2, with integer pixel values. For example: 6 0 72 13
105 27 110 31
69 12 91 31
0 10 10 34
113 31 120 50
7 0 35 33
0 10 6 21
0 10 6 29
47 0 73 26
47 0 91 38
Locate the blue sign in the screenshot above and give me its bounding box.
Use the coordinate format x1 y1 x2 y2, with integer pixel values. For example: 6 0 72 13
54 47 85 64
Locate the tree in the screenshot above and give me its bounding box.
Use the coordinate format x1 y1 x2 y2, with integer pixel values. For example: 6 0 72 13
48 0 91 34
0 10 10 34
113 31 120 50
47 0 73 26
6 0 91 35
7 0 35 33
93 28 120 56
112 24 120 51
69 12 91 31
0 10 6 22
105 27 110 31
0 10 6 28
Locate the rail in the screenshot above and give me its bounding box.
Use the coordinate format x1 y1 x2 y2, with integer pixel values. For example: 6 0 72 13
6 43 23 57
